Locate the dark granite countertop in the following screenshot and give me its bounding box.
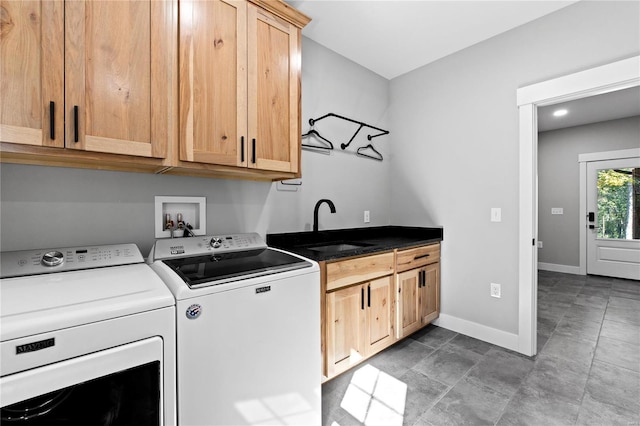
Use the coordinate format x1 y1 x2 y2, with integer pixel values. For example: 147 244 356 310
267 226 443 262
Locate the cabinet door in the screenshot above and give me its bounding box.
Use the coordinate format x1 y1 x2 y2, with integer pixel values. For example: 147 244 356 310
420 263 440 324
65 0 171 158
365 276 394 355
396 269 421 339
0 0 63 147
326 285 365 377
247 4 300 173
179 0 247 166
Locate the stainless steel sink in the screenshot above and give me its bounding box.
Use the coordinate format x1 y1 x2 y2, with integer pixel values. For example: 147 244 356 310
305 242 372 253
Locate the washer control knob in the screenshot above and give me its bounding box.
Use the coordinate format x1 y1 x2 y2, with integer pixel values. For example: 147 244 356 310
210 237 223 248
42 251 64 267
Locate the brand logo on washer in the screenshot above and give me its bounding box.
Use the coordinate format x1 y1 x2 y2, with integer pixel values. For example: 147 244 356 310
16 338 55 355
186 304 202 319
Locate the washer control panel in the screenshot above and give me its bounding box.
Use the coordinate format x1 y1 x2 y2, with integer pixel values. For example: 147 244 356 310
0 244 143 278
150 233 266 261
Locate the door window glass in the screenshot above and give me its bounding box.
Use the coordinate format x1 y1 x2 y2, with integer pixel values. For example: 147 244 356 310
597 167 640 240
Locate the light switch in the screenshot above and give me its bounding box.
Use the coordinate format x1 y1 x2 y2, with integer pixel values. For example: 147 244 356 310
491 208 502 222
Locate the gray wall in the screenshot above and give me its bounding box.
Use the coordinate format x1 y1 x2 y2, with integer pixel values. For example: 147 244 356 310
267 38 391 234
0 37 391 255
1 1 638 345
389 1 639 335
538 116 640 267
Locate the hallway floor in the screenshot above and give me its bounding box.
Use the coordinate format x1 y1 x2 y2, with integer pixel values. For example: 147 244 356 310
322 271 640 425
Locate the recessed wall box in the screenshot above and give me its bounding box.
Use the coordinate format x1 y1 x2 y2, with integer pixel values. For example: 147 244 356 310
155 196 206 238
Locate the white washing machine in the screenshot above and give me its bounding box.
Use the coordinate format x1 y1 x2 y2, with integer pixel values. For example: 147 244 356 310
0 243 176 425
148 233 321 426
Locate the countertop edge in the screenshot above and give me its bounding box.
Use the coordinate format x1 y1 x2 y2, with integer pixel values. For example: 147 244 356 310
267 226 443 262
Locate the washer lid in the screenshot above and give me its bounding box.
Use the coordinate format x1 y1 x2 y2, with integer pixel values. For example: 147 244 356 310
0 264 174 342
162 248 312 288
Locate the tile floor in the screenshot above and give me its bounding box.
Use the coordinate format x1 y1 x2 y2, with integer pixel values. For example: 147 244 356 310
322 271 640 425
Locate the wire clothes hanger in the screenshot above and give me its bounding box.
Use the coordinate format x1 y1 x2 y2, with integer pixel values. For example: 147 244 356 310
308 113 389 150
356 144 383 161
301 128 334 151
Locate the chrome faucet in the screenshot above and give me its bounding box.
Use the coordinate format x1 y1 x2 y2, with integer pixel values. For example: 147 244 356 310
313 199 336 232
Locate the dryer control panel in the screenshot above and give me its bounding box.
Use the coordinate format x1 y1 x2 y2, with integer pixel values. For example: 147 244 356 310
0 244 143 278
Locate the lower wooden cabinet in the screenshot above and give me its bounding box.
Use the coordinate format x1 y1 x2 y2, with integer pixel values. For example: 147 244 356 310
322 243 441 381
325 276 394 378
396 263 439 339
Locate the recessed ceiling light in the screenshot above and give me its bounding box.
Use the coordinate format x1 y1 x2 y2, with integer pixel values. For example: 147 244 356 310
553 109 568 117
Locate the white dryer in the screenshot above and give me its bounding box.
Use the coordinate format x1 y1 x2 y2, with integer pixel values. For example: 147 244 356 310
0 243 176 425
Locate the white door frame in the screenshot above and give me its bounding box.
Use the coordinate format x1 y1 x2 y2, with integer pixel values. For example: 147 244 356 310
516 55 640 356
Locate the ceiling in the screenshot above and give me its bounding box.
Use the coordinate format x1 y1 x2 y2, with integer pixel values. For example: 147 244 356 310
538 87 640 132
287 1 639 130
286 0 579 80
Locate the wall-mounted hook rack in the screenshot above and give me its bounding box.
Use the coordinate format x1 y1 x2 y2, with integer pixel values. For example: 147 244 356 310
308 113 389 150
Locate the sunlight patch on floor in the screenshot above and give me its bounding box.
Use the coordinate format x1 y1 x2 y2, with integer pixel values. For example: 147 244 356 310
338 363 407 426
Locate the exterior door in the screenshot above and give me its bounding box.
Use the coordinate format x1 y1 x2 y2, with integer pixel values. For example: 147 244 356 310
586 157 640 279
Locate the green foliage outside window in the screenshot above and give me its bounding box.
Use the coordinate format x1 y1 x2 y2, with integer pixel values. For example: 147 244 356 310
597 168 638 239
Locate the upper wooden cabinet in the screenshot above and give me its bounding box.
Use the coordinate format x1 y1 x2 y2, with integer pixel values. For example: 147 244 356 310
179 0 247 167
0 0 63 148
0 0 173 161
65 0 173 158
178 0 307 175
1 0 308 180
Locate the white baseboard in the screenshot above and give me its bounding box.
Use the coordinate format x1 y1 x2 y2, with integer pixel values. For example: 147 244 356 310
538 262 582 275
432 313 519 353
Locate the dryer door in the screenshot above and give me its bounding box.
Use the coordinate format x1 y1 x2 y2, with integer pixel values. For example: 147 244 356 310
1 337 163 425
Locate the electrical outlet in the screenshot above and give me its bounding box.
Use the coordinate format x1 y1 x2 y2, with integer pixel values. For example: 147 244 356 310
490 283 501 298
364 210 370 223
551 208 563 215
537 241 543 248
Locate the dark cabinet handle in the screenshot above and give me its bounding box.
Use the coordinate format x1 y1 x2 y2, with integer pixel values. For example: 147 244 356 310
367 285 371 307
241 136 245 162
49 101 55 140
73 105 79 143
361 288 364 310
251 138 256 164
415 254 430 260
422 271 427 287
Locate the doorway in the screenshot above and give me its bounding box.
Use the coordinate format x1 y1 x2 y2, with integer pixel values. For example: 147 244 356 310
516 55 640 356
